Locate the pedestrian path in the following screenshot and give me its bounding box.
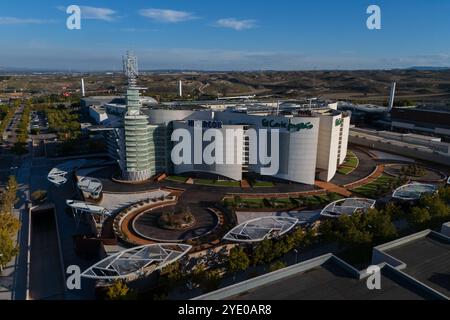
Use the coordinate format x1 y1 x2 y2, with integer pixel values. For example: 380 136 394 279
314 180 352 197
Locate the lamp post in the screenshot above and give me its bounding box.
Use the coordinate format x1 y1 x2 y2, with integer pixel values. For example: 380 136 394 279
293 249 298 265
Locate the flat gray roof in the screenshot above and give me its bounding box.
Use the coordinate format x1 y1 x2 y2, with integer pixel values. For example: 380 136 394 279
194 254 445 300
226 261 435 301
385 233 450 297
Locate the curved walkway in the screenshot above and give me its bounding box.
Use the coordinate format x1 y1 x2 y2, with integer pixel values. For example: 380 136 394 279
344 165 385 190
330 148 378 186
314 181 352 197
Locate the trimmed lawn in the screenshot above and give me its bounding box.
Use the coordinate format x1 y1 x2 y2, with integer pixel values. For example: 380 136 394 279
338 151 359 175
228 193 343 210
195 179 240 187
215 180 241 187
338 166 356 175
252 181 275 188
167 176 188 183
351 174 396 198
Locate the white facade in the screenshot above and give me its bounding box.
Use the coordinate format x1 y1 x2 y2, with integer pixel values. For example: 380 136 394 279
89 106 109 124
316 111 350 182
172 121 245 181
109 107 350 185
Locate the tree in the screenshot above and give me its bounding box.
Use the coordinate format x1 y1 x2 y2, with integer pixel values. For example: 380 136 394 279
0 229 19 273
31 190 47 203
105 280 136 300
253 239 274 265
328 193 342 203
419 195 450 227
0 176 18 212
439 186 450 203
0 175 20 272
319 209 396 250
161 261 183 285
408 207 431 229
228 247 250 273
0 213 20 237
201 269 222 293
269 261 286 272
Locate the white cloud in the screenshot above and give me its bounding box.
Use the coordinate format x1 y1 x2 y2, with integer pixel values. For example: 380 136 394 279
139 9 196 23
0 17 55 25
215 18 257 31
80 6 117 21
57 6 117 21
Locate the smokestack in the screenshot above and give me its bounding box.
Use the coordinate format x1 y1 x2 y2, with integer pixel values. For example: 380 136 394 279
388 82 396 112
178 80 183 97
81 78 85 97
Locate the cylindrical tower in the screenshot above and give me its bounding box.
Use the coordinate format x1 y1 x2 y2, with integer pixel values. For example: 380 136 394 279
119 52 153 182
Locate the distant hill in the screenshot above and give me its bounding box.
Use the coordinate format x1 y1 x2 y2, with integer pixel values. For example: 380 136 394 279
407 66 450 71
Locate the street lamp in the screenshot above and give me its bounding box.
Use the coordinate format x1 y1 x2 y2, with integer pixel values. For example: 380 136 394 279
293 249 298 265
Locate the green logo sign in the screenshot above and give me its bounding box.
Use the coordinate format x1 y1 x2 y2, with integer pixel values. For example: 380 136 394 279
335 118 344 127
262 119 314 132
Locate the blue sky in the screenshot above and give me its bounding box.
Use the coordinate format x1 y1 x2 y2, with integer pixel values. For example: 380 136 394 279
0 0 449 70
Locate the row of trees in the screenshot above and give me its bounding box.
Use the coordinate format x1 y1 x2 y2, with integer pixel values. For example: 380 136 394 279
0 101 18 141
408 187 450 230
12 101 31 155
319 204 399 263
0 176 20 272
319 186 450 263
228 228 316 273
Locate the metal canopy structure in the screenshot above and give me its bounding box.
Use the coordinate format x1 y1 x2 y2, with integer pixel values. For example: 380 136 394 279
223 217 298 243
66 200 110 216
392 183 438 201
47 167 69 187
320 198 376 218
47 159 88 187
66 200 111 234
81 244 192 281
77 177 103 199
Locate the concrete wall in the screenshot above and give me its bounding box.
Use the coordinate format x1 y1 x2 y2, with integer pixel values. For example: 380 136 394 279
441 222 450 237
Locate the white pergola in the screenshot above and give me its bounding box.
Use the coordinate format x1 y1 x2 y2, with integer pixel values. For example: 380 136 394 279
47 159 88 187
320 198 376 218
81 244 192 281
77 177 103 199
223 217 298 243
392 183 438 201
66 200 111 234
47 167 69 187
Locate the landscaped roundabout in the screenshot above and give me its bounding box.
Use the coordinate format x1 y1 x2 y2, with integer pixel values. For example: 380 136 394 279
132 205 220 242
113 195 225 247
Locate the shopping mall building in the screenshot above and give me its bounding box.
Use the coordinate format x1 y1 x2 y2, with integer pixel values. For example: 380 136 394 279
89 91 350 185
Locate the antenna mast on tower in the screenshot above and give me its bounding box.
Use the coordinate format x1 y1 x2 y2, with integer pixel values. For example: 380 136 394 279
123 51 139 88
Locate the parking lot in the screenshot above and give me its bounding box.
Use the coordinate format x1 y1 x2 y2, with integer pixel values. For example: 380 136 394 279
30 110 48 133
